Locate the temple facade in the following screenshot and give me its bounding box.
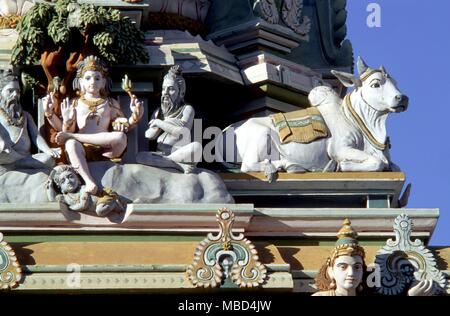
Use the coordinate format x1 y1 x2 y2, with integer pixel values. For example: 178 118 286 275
0 0 448 295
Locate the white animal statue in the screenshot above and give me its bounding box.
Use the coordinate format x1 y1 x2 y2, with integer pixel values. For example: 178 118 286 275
216 57 409 182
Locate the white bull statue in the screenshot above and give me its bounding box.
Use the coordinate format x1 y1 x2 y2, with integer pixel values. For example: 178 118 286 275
216 57 409 182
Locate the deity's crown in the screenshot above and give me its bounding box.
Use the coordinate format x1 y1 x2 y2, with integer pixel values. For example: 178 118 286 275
77 55 109 78
328 219 365 265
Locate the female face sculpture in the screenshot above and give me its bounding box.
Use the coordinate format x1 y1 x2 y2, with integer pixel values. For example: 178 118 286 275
313 219 366 296
328 254 364 292
79 70 107 97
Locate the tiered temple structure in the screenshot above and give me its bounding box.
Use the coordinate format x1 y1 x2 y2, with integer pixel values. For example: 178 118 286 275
0 0 448 295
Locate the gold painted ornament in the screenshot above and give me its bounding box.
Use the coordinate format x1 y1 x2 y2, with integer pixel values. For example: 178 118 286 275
0 233 22 289
186 208 267 288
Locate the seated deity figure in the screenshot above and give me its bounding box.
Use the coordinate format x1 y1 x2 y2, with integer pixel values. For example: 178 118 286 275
47 165 124 217
313 219 435 296
0 69 60 169
136 65 202 174
42 56 144 194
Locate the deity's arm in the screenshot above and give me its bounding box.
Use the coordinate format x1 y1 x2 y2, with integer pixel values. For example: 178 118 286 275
127 95 144 129
110 99 126 119
110 98 143 131
60 98 76 133
144 109 162 140
42 94 63 131
154 105 195 137
45 112 63 132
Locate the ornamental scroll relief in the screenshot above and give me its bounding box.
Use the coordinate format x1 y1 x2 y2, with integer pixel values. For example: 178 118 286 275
375 214 448 296
254 0 311 36
0 232 22 290
186 208 267 288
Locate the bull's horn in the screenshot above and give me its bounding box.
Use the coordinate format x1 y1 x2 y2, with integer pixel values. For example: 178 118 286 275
380 65 387 74
357 56 369 75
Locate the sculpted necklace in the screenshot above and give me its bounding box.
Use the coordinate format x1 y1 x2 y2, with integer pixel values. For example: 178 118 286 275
80 96 106 113
343 94 387 151
80 96 107 125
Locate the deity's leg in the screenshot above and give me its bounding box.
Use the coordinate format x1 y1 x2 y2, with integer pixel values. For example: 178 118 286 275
56 132 127 159
95 203 114 217
167 142 203 173
167 142 202 164
65 139 98 194
136 151 183 172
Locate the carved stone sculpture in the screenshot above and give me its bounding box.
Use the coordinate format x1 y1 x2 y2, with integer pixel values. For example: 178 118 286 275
375 214 448 296
47 164 125 217
313 219 366 296
0 232 22 289
281 0 311 35
136 65 202 174
216 57 408 182
254 0 279 24
0 69 60 171
312 218 445 296
0 161 233 204
148 0 211 22
42 55 144 194
186 208 267 288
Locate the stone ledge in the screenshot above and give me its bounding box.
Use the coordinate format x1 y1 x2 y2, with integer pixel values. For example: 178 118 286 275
220 172 406 208
0 204 438 240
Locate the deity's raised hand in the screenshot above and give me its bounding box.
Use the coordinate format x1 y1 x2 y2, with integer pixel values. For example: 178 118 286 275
130 95 143 120
60 97 75 123
42 92 56 116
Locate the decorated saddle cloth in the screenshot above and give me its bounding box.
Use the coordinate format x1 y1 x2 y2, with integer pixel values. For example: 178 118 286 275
270 107 329 144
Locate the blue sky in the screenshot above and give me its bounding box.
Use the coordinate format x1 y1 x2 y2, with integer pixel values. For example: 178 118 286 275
346 0 450 245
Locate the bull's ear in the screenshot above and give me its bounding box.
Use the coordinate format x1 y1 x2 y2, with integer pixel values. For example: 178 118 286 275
380 65 387 75
357 56 369 75
331 70 362 88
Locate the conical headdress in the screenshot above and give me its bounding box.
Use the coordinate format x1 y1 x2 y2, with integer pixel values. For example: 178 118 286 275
328 219 365 266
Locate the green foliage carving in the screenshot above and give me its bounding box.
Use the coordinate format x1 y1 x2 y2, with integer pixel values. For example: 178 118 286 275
11 0 148 66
